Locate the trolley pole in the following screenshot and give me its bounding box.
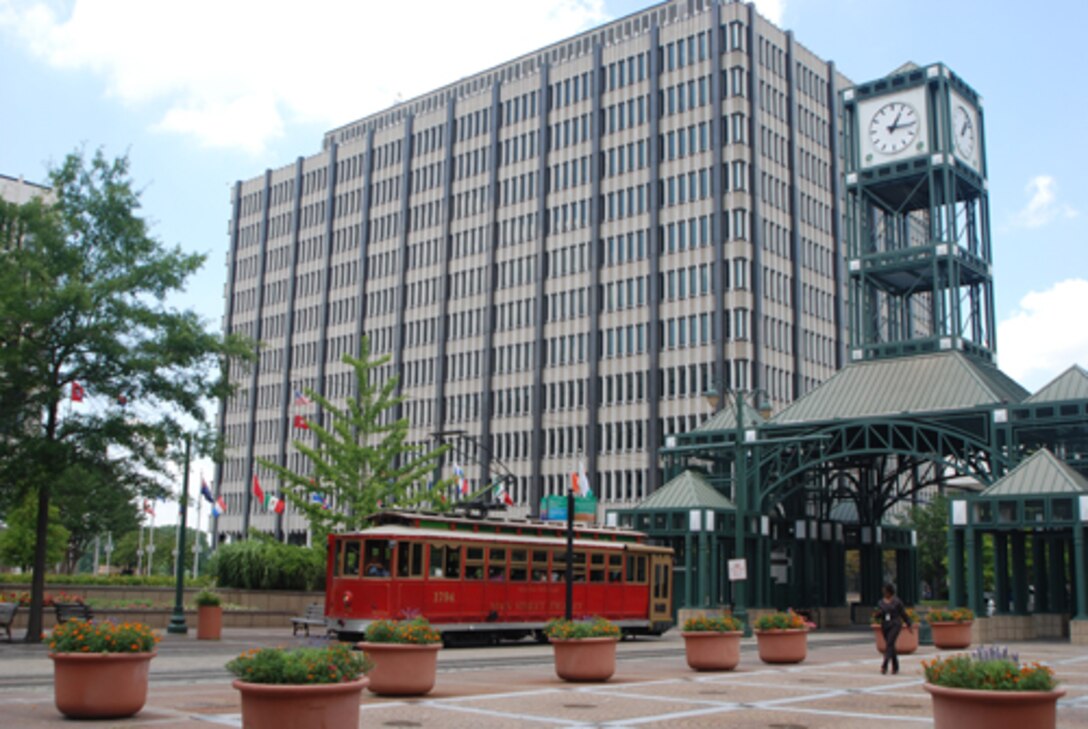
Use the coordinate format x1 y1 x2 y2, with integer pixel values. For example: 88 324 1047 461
565 490 574 620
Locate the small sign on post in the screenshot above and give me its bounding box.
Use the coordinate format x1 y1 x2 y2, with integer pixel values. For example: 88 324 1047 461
728 558 747 582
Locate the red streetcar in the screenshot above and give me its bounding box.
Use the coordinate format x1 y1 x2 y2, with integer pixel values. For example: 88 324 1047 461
324 510 674 643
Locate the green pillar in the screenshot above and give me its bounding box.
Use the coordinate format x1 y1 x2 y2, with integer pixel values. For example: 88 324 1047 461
994 532 1009 615
949 529 965 607
1033 534 1049 613
1011 532 1028 615
683 531 694 607
965 527 982 615
1074 524 1088 619
697 514 709 607
1049 537 1066 613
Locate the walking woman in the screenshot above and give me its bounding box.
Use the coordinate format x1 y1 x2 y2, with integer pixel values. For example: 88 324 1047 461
877 583 912 675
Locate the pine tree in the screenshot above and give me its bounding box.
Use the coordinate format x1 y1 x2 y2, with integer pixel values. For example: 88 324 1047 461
260 337 451 541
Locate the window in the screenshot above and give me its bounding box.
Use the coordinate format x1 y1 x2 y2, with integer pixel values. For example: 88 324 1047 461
396 541 424 578
337 540 361 577
465 546 485 580
428 543 461 579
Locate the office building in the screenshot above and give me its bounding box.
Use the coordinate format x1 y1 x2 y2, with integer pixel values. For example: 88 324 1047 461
216 0 850 542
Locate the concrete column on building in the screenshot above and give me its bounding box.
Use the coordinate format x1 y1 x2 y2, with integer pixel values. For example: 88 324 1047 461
1011 531 1028 614
994 532 1009 614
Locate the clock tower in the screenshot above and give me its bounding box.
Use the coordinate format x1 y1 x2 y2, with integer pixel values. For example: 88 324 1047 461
842 64 993 363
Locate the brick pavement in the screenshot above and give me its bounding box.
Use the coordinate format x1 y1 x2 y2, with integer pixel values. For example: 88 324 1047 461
1 628 1086 727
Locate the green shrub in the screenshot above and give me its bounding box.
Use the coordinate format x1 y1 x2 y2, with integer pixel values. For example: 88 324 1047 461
754 610 809 631
227 644 371 685
194 590 222 607
924 646 1057 691
544 617 621 640
926 606 974 623
0 573 210 588
209 539 324 591
683 614 744 632
363 618 442 644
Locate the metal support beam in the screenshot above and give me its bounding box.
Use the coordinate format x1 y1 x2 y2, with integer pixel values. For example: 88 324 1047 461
994 532 1009 614
1011 532 1028 614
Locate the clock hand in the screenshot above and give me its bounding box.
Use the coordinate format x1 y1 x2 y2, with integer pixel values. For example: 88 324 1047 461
960 119 969 136
887 108 904 133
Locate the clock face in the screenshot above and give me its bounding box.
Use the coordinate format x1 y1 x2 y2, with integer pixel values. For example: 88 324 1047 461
952 104 976 159
868 102 920 155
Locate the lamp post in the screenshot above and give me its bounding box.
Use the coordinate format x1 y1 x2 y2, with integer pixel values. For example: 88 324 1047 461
732 389 751 636
167 434 192 635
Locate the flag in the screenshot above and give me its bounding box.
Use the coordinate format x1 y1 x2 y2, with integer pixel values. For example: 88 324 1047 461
70 381 85 402
200 475 215 504
271 495 286 514
117 393 128 406
212 496 226 517
578 461 592 498
252 473 266 508
453 463 469 496
570 470 581 495
310 493 329 510
294 389 312 406
293 414 309 430
143 499 155 517
493 480 514 506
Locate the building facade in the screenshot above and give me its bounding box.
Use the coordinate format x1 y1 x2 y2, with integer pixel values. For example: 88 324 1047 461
216 0 850 543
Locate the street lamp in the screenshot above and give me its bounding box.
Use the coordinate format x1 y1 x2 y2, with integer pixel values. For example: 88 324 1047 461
167 435 192 635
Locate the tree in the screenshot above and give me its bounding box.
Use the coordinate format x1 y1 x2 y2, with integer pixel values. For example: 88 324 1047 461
907 493 950 600
0 491 69 571
260 338 450 542
0 150 254 642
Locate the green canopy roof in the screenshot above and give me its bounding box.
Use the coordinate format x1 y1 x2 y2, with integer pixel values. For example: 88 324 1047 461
693 398 766 432
773 351 1028 425
979 449 1088 497
632 469 735 511
1026 364 1088 404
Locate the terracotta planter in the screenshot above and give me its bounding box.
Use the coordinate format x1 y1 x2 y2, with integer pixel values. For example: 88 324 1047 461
871 624 919 655
51 651 155 719
233 677 369 729
681 631 743 671
550 637 618 682
754 629 808 664
357 642 441 696
197 605 223 640
925 683 1066 729
930 621 973 649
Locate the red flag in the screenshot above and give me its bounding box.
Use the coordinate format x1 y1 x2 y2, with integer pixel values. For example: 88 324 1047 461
70 381 85 402
293 414 309 430
272 495 286 514
570 471 581 495
117 393 128 406
252 473 265 507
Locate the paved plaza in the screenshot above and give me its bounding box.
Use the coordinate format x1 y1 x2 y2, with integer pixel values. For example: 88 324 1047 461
1 627 1087 727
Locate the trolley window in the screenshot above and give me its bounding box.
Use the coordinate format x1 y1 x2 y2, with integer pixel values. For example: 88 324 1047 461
607 554 624 583
488 548 507 581
363 539 393 577
530 550 549 582
396 540 424 578
589 552 606 583
337 540 361 577
465 546 485 580
553 550 587 582
626 554 647 584
429 543 461 579
509 549 528 581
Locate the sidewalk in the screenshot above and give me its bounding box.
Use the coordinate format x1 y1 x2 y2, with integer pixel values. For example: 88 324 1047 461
2 628 1086 728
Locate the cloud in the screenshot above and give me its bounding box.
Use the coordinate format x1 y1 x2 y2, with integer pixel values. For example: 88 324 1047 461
754 0 786 24
1011 175 1079 229
997 279 1088 392
0 0 608 155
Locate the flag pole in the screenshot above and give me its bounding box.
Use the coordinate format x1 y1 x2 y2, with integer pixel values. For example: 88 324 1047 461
193 484 203 579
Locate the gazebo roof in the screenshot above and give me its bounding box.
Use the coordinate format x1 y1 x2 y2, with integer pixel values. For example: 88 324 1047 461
693 398 766 432
773 351 1028 425
979 449 1088 498
632 469 735 511
1026 364 1088 404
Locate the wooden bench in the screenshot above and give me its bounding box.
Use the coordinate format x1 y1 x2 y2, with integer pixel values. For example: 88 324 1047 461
54 602 94 624
291 603 325 636
0 602 16 641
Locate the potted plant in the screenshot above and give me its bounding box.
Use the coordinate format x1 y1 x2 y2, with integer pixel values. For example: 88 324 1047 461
228 643 371 729
870 606 920 655
753 610 810 664
195 590 223 640
357 617 443 696
927 606 975 649
49 619 159 719
545 616 622 682
681 614 745 671
923 645 1064 729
